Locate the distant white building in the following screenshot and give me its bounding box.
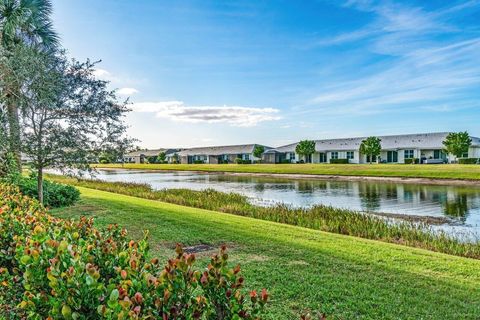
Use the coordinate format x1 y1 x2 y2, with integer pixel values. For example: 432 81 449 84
263 132 480 164
123 148 180 164
177 144 271 164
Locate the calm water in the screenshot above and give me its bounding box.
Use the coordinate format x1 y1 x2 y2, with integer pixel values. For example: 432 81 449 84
93 169 480 237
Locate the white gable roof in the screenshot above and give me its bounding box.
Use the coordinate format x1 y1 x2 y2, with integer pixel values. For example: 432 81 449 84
273 132 480 153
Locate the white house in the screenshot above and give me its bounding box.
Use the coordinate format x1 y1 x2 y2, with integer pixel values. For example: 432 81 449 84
263 132 480 164
177 144 271 164
123 148 180 164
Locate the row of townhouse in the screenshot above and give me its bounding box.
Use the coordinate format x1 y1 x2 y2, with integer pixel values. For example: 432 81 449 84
123 132 480 165
123 148 181 164
264 132 480 164
123 144 271 164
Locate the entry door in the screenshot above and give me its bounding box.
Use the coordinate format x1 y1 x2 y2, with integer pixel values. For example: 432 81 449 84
387 151 398 163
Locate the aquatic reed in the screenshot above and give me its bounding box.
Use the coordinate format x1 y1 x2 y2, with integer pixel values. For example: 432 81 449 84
47 174 480 259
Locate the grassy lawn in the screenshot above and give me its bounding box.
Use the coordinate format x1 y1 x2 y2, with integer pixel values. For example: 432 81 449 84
51 187 480 319
93 163 480 181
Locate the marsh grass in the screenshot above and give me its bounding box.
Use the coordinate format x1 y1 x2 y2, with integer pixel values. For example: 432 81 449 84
47 174 480 259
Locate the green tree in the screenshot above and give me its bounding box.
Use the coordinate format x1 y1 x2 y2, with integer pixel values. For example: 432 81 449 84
158 151 166 163
295 140 316 163
172 152 179 164
253 145 265 159
12 47 131 203
0 0 59 171
443 131 472 159
360 137 382 164
0 104 18 178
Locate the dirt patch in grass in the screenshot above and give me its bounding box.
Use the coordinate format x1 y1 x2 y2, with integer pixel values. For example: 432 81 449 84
183 244 216 254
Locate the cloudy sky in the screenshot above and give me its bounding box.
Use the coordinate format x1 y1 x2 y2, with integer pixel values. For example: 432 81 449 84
52 0 480 148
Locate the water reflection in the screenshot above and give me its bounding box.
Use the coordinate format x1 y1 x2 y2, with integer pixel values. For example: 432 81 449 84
93 169 480 233
360 184 381 212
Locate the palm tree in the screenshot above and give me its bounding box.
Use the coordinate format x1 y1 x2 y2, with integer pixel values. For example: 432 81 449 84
0 0 59 169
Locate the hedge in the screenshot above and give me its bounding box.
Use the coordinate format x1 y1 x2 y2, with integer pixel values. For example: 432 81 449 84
0 183 268 319
329 159 349 164
15 177 80 208
458 158 479 164
235 159 252 164
404 158 420 164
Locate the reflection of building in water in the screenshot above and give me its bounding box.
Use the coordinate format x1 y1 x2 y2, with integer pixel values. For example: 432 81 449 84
443 193 469 220
359 183 381 211
217 173 480 221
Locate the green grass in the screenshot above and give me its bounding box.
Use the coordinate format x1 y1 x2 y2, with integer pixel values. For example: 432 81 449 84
51 187 480 319
47 174 480 259
93 163 480 181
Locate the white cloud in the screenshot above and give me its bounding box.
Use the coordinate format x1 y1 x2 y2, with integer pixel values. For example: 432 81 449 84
303 1 480 116
117 87 139 95
132 101 281 127
93 68 113 80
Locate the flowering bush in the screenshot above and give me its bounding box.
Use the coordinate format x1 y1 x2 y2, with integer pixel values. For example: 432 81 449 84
0 183 268 319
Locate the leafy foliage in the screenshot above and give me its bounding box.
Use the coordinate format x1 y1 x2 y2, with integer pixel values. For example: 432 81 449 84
443 131 472 159
13 175 80 208
329 159 349 164
158 152 167 163
359 137 382 164
0 0 60 173
0 183 268 319
295 140 315 158
0 0 59 51
1 45 133 203
253 145 265 159
458 158 479 164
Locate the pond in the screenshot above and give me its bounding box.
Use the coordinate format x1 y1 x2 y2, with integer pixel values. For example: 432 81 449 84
92 169 480 237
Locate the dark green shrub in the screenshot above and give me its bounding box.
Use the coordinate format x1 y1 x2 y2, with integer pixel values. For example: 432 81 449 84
279 159 292 164
15 177 80 208
458 158 479 164
235 158 252 164
330 159 349 164
193 160 205 164
404 158 420 164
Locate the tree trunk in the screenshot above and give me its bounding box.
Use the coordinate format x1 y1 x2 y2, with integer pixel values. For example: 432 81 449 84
37 167 44 205
6 95 21 172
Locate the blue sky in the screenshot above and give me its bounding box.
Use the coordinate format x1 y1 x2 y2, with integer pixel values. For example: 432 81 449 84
52 0 480 148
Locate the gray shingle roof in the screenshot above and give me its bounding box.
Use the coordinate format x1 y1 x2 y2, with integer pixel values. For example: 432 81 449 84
178 144 272 156
125 148 180 157
272 132 480 153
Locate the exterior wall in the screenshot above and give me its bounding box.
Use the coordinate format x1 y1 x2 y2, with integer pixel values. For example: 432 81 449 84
262 153 277 163
208 155 218 164
469 147 480 158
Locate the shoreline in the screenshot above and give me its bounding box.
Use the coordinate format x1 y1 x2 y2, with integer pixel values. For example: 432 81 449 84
95 166 480 186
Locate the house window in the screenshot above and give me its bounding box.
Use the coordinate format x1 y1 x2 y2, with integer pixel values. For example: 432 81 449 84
346 151 354 160
242 154 250 160
331 152 338 160
462 152 469 158
404 150 414 159
319 153 327 163
288 152 296 160
433 150 446 159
